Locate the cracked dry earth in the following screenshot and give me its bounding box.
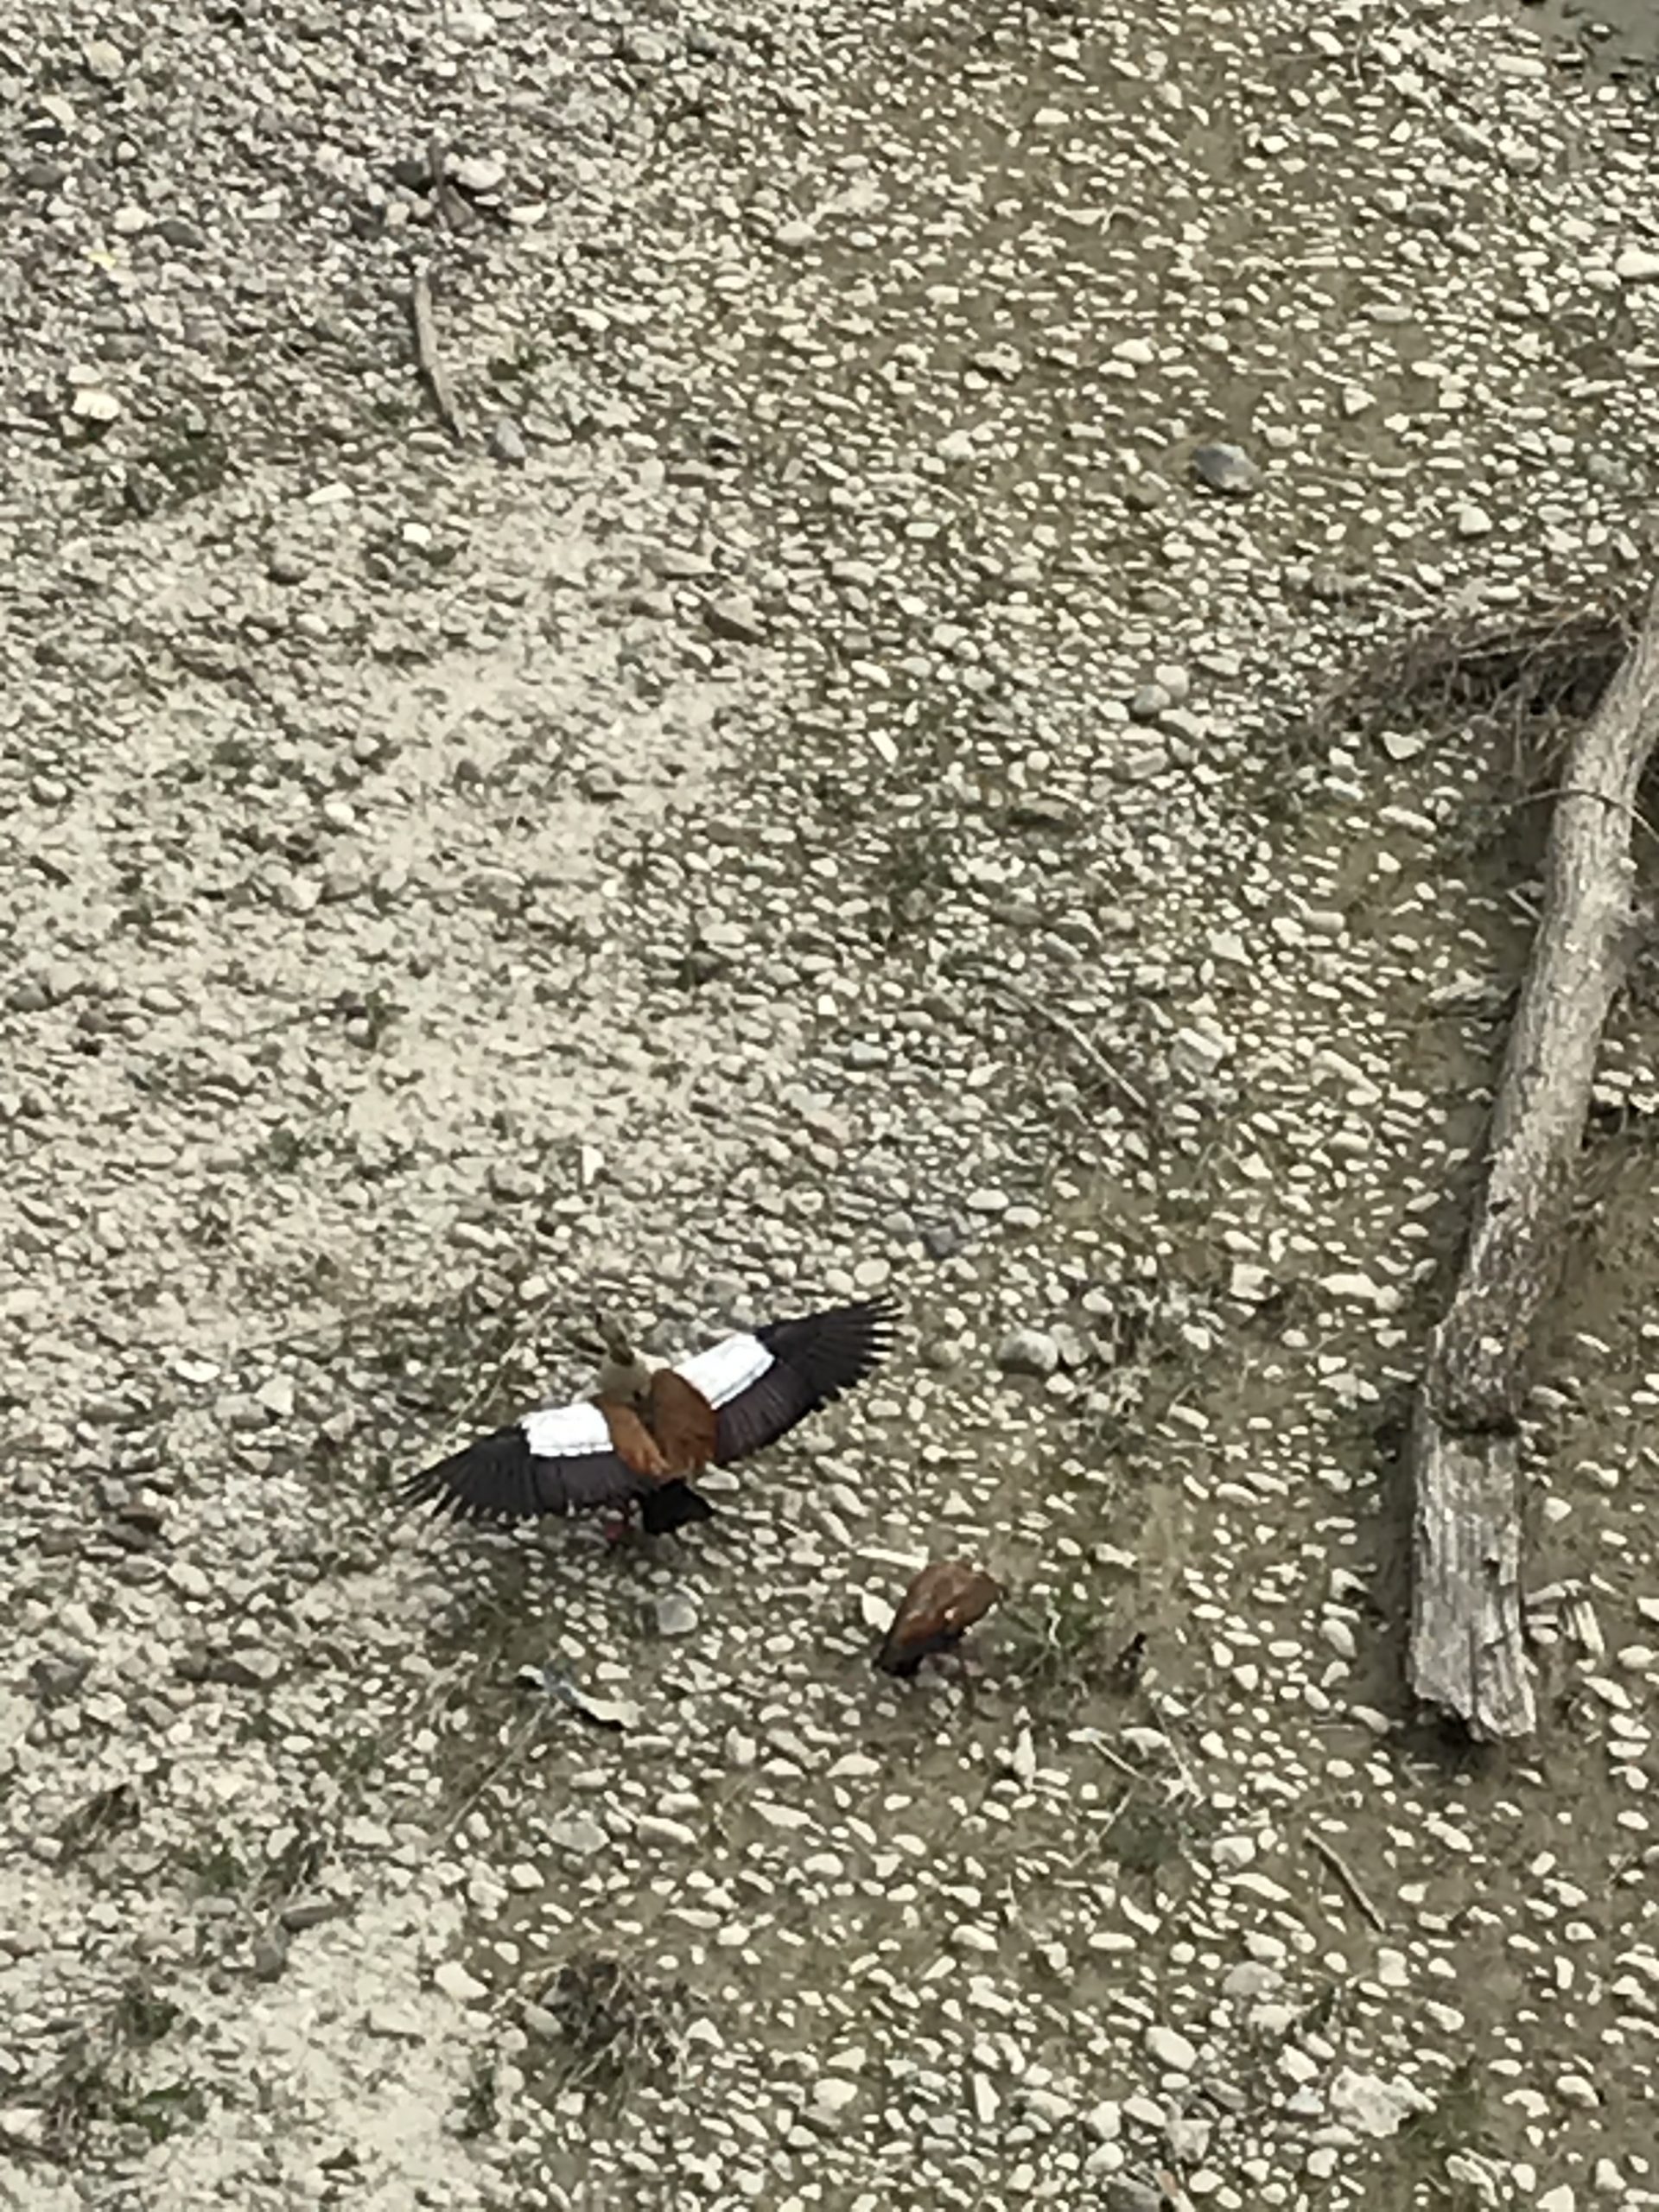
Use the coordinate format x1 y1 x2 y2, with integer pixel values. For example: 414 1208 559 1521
6 1 1659 2209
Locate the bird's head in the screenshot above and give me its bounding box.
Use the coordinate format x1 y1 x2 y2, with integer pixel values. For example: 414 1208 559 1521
587 1306 652 1402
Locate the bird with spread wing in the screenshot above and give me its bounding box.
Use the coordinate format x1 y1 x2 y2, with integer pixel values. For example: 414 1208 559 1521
399 1294 897 1539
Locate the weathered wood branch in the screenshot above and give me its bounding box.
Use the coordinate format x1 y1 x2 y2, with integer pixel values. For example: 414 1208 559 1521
409 272 467 443
1409 582 1659 1741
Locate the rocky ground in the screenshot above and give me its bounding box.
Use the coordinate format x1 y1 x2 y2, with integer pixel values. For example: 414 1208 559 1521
5 1 1659 2208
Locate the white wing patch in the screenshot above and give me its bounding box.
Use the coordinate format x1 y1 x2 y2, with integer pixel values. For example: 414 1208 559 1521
522 1400 614 1459
672 1332 774 1408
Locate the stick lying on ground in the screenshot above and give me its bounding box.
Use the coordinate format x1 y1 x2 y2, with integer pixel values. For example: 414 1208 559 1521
1409 581 1659 1741
410 272 467 442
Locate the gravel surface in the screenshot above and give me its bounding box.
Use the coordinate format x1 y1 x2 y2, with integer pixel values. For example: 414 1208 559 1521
5 2 1659 2208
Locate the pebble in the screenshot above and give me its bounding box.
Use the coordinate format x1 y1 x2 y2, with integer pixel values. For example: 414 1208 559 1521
705 593 766 643
1171 1025 1233 1079
29 1654 93 1701
635 1815 697 1848
1190 442 1260 496
545 1813 607 1858
996 1328 1060 1378
433 1959 489 2003
219 1648 283 1688
1145 2024 1198 2074
1329 2069 1432 2138
1317 1271 1398 1311
256 1372 296 1415
452 153 506 194
655 1591 700 1637
251 1932 289 1981
965 1186 1011 1215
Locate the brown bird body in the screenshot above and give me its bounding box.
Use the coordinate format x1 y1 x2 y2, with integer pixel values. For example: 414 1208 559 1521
400 1295 897 1538
876 1560 1002 1677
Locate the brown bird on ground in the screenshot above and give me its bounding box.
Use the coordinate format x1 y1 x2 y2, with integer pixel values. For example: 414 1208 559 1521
875 1560 1003 1677
399 1294 898 1541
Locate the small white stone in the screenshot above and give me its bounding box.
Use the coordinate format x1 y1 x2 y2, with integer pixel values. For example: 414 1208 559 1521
1456 502 1494 538
1171 1025 1233 1079
546 1812 607 1857
1145 2024 1198 2074
753 1801 812 1832
434 1959 489 2004
1585 1675 1633 1711
1021 2088 1073 2126
1327 2070 1442 2141
452 153 505 193
1321 1616 1357 1660
1615 247 1659 283
811 2076 859 2115
1222 1962 1281 1999
1380 729 1426 761
256 1373 296 1417
635 1815 697 1848
826 1751 880 1781
1318 1271 1400 1313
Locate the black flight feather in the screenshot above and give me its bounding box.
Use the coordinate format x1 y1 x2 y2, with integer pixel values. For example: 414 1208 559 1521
712 1294 898 1466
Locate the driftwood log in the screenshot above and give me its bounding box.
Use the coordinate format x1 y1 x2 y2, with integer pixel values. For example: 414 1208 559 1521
1409 583 1659 1740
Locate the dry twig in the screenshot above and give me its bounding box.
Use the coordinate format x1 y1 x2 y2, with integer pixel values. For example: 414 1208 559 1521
1306 1831 1387 1930
983 973 1151 1116
410 272 467 442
